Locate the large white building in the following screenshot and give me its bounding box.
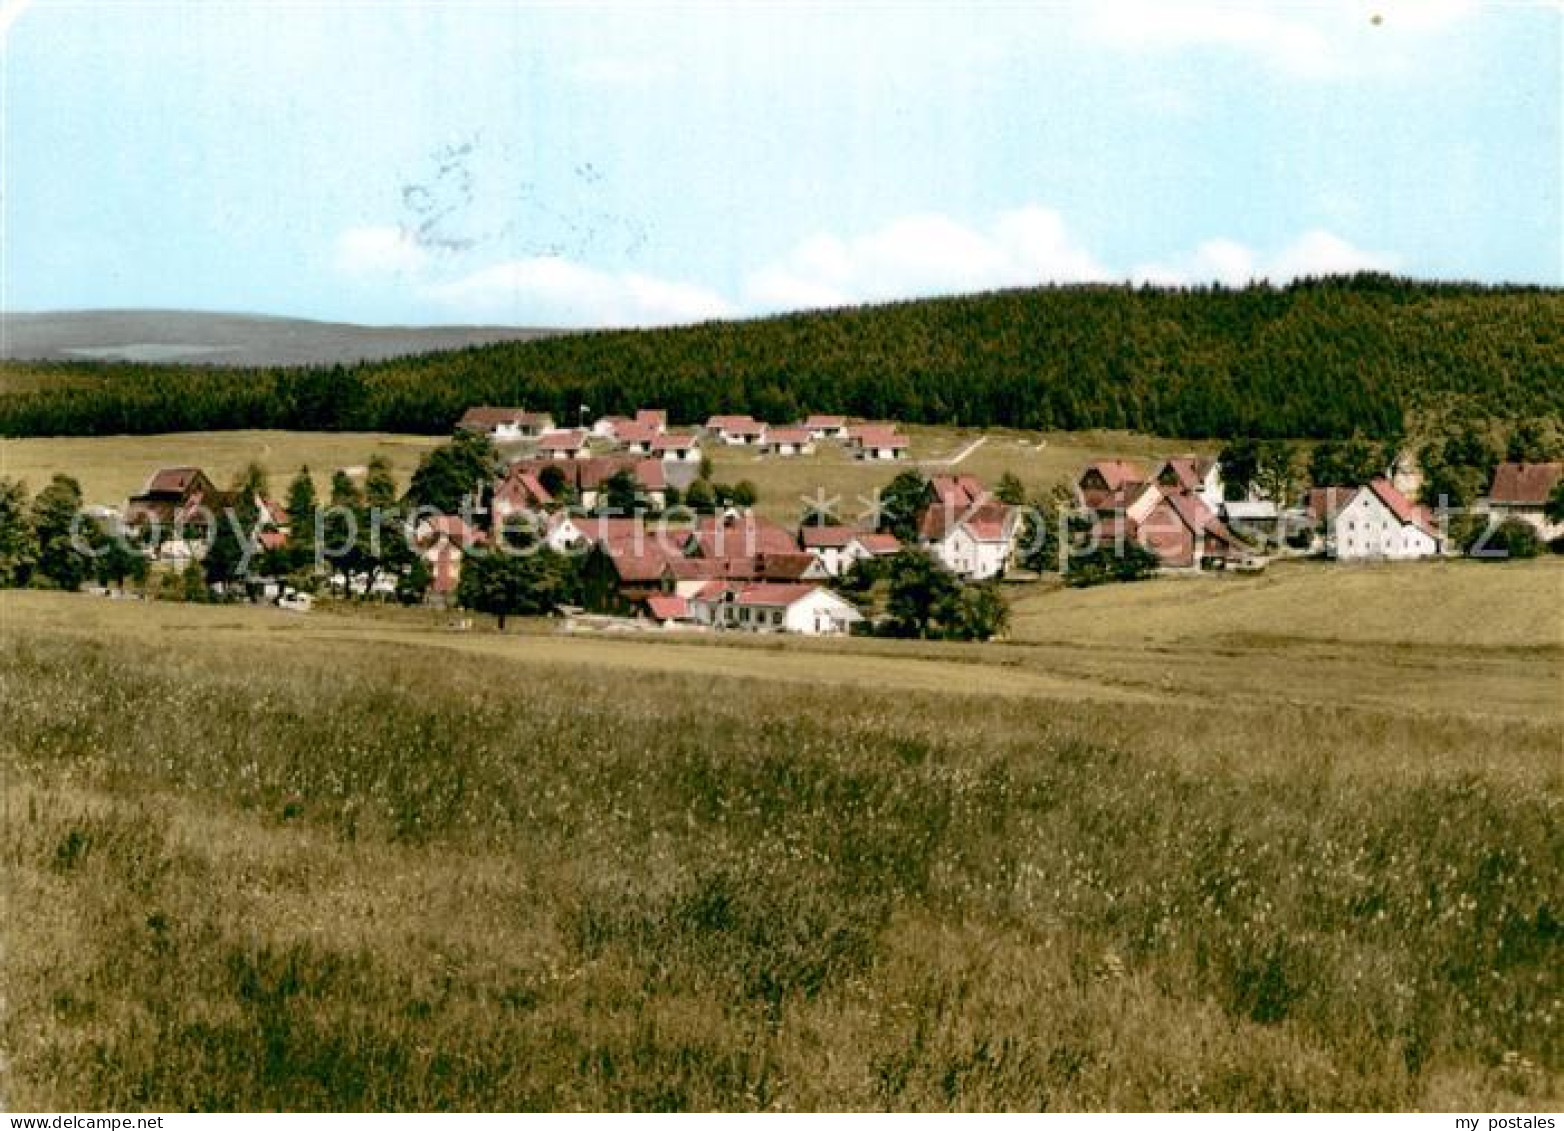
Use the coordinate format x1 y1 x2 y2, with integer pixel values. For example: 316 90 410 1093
689 582 863 635
916 476 1018 580
1326 478 1441 560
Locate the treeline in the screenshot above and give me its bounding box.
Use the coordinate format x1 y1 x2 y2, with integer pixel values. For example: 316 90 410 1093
3 275 1561 440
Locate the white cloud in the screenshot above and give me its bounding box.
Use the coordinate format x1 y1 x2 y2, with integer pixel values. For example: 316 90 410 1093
1083 0 1478 78
423 256 734 327
334 226 429 279
334 211 1400 325
744 207 1110 311
1132 228 1395 286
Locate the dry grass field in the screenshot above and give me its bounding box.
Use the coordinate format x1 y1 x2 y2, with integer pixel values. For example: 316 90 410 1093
2 561 1559 1111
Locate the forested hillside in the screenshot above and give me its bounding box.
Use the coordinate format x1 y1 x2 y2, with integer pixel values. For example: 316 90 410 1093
2 275 1559 440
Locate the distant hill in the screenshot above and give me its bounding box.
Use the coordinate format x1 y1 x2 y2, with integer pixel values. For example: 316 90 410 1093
2 277 1560 440
0 310 556 368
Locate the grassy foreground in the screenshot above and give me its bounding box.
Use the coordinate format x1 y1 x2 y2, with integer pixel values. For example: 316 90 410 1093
1 583 1560 1110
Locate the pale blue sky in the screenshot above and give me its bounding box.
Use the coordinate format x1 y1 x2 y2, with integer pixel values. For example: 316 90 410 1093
4 0 1560 326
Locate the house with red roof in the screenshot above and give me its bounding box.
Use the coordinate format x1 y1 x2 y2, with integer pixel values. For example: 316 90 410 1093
1076 460 1149 512
1131 491 1236 569
651 433 702 463
687 581 863 636
705 415 768 445
916 476 1018 580
635 409 668 433
536 429 591 460
1326 478 1441 560
1152 455 1224 512
457 407 554 441
757 427 816 457
1486 461 1563 539
850 425 910 461
802 414 851 441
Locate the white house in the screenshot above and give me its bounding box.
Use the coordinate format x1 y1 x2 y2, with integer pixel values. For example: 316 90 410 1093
690 581 863 636
652 434 702 463
536 429 591 461
705 415 768 445
1485 462 1563 540
1327 478 1441 560
802 414 851 441
916 476 1018 580
852 426 910 461
458 407 554 441
758 427 816 457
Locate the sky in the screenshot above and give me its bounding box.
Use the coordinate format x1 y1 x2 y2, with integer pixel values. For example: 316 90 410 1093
3 0 1560 327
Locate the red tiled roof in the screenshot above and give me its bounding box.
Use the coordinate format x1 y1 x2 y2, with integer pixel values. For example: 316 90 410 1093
141 466 207 496
706 415 765 434
611 421 659 445
1489 461 1563 506
799 525 858 549
651 434 699 452
1156 456 1217 492
854 426 909 448
575 457 667 492
765 427 813 445
644 594 688 621
756 551 822 580
733 582 822 608
538 429 588 451
687 514 797 559
460 406 548 428
635 409 668 429
1366 477 1438 538
851 533 902 555
1081 460 1147 492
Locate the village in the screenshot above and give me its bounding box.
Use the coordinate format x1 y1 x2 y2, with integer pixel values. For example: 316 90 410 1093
82 403 1564 636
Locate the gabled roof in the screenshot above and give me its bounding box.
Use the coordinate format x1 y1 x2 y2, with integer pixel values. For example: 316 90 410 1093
918 477 1014 544
1365 477 1439 538
732 582 829 608
755 551 827 581
1489 461 1563 506
537 429 589 451
459 406 549 429
1156 456 1217 492
706 414 765 434
599 535 678 583
686 513 798 560
643 594 688 621
850 532 902 555
651 433 700 451
575 457 666 492
610 421 660 445
803 414 847 428
635 409 668 429
1160 491 1233 547
1081 460 1147 490
764 427 813 445
799 524 859 549
853 425 909 448
139 466 209 497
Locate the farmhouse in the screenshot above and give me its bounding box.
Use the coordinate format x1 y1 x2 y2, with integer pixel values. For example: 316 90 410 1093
851 426 910 461
688 581 863 636
490 466 553 522
802 414 850 441
1153 455 1224 512
916 476 1018 580
458 407 554 441
536 429 591 460
1077 460 1148 512
1486 461 1563 539
705 415 767 445
758 427 816 457
1131 491 1235 569
1326 478 1441 560
651 434 702 463
799 525 864 577
124 466 220 531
